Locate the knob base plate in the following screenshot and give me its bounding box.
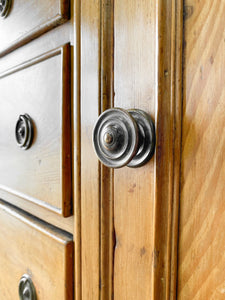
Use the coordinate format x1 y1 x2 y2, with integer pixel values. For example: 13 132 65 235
127 109 155 168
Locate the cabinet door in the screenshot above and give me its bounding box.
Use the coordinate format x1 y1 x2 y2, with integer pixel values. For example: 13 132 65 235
74 0 182 299
177 0 225 299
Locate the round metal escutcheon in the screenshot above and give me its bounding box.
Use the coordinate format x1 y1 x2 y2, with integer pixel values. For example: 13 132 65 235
127 109 156 168
93 108 139 168
0 0 12 18
18 274 37 300
15 114 34 150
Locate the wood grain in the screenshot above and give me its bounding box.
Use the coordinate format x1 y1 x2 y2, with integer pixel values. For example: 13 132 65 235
0 0 69 57
0 200 73 299
0 44 72 217
154 0 184 299
168 0 184 299
73 0 82 298
178 0 225 299
0 5 74 234
100 1 114 299
114 1 156 299
80 0 101 299
0 194 74 234
79 1 114 299
78 0 184 299
0 1 75 299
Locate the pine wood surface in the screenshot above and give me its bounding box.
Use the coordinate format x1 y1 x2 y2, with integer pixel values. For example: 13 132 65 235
0 1 75 298
80 1 101 299
0 7 74 233
0 0 69 56
0 201 74 299
78 0 184 299
177 0 225 299
0 45 72 217
113 1 156 298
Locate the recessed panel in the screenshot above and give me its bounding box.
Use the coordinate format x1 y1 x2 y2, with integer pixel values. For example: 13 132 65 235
0 202 73 299
0 0 69 56
0 44 71 216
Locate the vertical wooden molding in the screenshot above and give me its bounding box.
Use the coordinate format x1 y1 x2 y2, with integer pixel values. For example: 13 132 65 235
79 0 101 298
100 1 114 299
170 1 184 299
74 0 81 298
153 0 183 299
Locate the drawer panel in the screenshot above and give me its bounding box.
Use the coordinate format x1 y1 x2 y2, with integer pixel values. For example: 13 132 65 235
0 201 73 299
0 0 69 56
0 44 72 217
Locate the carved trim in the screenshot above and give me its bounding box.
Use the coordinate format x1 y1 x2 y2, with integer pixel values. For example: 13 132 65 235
73 0 82 298
100 1 114 299
0 47 61 79
153 0 184 299
169 1 184 298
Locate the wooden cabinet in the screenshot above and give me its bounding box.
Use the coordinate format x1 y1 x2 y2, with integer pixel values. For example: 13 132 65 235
0 0 74 299
0 0 224 299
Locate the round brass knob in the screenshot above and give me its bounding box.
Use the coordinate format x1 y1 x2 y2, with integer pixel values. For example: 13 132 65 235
18 274 37 300
93 108 155 168
0 0 12 18
15 114 34 150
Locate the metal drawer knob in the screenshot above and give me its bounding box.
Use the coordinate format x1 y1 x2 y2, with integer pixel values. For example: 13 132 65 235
0 0 11 18
15 114 34 150
19 274 37 300
93 108 155 168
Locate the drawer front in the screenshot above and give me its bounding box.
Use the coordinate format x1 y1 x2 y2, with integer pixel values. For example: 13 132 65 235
0 201 73 299
0 44 71 217
0 0 69 56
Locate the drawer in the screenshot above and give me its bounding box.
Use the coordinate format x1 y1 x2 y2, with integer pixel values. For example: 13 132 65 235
0 44 72 217
0 0 69 56
0 201 73 299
